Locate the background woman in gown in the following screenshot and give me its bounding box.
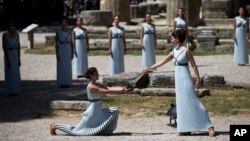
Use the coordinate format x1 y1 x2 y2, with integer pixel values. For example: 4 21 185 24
50 67 132 136
233 7 249 66
2 23 21 96
143 29 215 137
55 19 73 88
108 15 127 75
173 8 190 49
72 17 89 78
140 14 156 69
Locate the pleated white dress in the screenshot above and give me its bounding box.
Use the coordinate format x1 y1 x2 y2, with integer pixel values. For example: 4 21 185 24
73 27 88 76
55 83 119 135
173 48 213 132
3 32 21 94
109 26 125 75
234 16 249 65
142 23 156 69
56 29 72 86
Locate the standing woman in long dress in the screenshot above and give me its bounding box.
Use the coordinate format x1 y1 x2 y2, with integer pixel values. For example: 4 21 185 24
72 17 89 78
143 29 215 136
2 24 21 96
108 15 127 75
50 67 132 136
140 14 156 69
233 7 249 66
173 8 190 48
55 19 73 88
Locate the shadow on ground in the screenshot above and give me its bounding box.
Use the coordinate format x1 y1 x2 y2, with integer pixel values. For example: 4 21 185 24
0 79 89 123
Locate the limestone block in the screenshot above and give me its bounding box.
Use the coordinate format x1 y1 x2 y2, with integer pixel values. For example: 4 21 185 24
202 0 232 19
140 88 210 97
80 10 113 26
103 72 149 88
101 0 130 22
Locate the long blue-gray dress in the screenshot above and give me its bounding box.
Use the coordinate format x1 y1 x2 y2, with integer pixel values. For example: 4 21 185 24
173 48 213 132
174 17 189 48
234 16 249 65
109 26 125 75
109 27 125 75
55 83 119 135
73 27 88 77
3 32 21 94
142 23 156 69
56 29 72 86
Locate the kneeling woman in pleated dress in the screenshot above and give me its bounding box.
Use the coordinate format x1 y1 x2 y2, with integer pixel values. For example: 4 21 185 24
143 29 215 137
50 67 132 136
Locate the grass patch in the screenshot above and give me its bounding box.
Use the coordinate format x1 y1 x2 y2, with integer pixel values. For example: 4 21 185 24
23 43 236 56
102 89 250 117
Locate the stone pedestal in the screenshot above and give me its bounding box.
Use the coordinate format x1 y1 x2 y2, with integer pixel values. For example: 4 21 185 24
100 0 130 22
197 29 217 51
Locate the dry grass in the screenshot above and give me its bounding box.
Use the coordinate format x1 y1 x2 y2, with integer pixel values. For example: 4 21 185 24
102 89 250 117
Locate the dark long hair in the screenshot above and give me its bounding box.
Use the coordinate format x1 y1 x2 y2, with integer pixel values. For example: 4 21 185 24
237 6 249 17
172 29 186 43
176 8 186 19
84 67 98 79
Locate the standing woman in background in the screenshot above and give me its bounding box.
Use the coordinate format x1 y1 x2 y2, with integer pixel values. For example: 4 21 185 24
2 23 21 96
72 17 89 78
233 7 249 66
173 8 190 48
55 19 73 88
140 14 156 69
108 15 126 75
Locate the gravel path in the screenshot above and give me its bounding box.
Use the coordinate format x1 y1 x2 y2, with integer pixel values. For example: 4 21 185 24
0 114 250 141
0 32 250 141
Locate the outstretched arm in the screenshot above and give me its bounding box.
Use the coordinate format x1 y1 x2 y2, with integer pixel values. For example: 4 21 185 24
187 50 201 89
89 84 130 95
144 51 173 73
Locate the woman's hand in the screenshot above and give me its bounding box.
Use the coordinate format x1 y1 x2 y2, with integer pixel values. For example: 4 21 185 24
195 79 201 89
141 43 144 50
142 68 152 75
122 87 133 93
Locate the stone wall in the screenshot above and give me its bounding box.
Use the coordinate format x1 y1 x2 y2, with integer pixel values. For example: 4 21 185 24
80 10 113 26
202 0 232 19
130 2 166 19
100 0 130 22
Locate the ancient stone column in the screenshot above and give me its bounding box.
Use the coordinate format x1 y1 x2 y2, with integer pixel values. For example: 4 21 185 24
100 0 130 22
188 0 201 27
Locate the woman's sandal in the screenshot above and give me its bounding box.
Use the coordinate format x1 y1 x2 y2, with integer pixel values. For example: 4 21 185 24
50 123 57 135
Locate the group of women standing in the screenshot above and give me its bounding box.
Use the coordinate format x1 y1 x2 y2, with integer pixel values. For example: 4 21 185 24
2 7 249 138
55 13 159 87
